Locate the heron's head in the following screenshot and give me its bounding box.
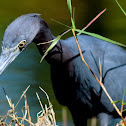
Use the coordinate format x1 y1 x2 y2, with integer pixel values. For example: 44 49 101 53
0 13 47 74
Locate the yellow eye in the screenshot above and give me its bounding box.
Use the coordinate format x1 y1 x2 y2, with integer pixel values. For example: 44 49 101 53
18 40 26 48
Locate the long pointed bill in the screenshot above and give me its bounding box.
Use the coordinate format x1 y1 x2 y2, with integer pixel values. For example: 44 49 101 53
0 47 20 75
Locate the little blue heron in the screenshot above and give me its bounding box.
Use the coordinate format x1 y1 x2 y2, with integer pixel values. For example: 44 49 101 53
0 14 126 126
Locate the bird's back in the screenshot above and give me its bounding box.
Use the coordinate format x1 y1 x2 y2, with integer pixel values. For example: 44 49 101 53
52 35 126 115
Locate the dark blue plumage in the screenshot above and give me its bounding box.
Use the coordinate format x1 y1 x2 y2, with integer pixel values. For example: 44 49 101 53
0 14 126 126
40 35 126 125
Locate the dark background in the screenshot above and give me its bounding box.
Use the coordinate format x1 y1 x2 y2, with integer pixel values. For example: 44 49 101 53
0 0 126 125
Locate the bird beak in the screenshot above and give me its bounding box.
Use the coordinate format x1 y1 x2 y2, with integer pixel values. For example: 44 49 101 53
0 47 20 75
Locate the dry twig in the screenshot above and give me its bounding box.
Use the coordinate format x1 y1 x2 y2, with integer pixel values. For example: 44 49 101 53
0 86 57 126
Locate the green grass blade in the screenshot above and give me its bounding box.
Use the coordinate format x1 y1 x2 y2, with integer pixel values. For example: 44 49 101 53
67 0 72 16
40 35 61 63
75 29 126 47
115 0 126 16
123 102 126 106
46 36 61 52
67 0 76 29
112 101 121 104
71 7 76 29
73 7 75 25
71 17 76 29
122 90 125 103
51 19 71 29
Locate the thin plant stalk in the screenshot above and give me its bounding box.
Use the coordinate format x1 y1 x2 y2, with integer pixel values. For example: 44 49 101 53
99 58 102 83
72 28 126 125
77 8 106 35
115 0 126 16
15 85 30 108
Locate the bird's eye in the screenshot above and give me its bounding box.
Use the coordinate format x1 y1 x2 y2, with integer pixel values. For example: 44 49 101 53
18 40 26 50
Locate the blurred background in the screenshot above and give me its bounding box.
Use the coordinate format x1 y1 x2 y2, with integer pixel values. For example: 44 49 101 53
0 0 126 125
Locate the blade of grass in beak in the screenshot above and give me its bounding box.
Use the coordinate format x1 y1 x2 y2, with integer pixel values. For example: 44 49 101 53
115 0 126 16
75 29 126 47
